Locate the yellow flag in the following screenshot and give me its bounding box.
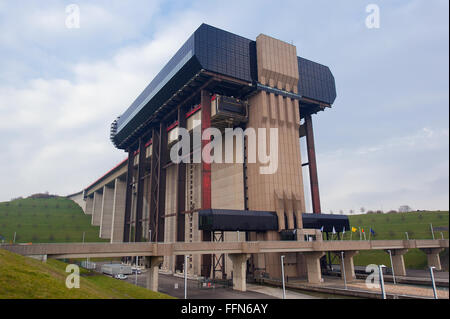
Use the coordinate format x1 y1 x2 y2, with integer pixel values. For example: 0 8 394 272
352 227 357 233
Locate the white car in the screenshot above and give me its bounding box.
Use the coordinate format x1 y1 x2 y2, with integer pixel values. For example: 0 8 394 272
114 274 128 280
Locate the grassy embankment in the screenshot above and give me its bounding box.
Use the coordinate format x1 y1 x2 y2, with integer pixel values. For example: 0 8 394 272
345 211 449 270
0 197 107 243
0 248 174 299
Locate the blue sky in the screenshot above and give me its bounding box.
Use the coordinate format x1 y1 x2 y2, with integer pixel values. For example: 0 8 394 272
0 0 448 213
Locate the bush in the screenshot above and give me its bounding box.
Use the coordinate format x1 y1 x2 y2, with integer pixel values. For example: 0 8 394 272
387 210 397 214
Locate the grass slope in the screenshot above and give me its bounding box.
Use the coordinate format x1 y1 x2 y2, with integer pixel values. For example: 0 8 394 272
346 211 449 270
0 197 107 243
0 249 175 299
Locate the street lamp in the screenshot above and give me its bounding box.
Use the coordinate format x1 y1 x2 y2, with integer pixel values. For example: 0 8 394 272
184 255 188 299
405 232 409 240
341 252 347 290
429 266 438 299
281 255 286 299
387 250 396 285
378 265 387 299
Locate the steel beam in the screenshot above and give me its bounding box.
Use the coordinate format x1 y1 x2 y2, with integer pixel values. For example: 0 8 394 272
134 138 146 242
304 114 321 214
176 106 187 271
157 122 168 243
123 150 134 242
148 127 160 243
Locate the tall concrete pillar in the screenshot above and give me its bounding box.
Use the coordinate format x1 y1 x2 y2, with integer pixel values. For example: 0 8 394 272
304 251 325 284
387 249 408 276
340 251 358 282
85 196 94 215
145 256 163 292
229 254 250 292
91 191 103 226
111 178 126 243
421 248 443 271
100 185 114 239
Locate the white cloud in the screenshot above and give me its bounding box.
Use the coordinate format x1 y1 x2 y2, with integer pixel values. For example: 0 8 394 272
0 17 200 200
313 128 449 213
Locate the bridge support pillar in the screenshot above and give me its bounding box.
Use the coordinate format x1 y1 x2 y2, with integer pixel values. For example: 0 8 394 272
387 249 408 276
304 251 325 284
145 256 163 292
421 248 443 271
100 185 114 239
85 196 93 215
92 191 103 226
28 254 47 262
229 253 250 292
111 178 126 243
340 251 358 282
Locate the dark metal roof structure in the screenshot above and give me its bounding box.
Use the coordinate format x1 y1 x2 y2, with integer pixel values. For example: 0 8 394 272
198 209 349 233
111 23 337 150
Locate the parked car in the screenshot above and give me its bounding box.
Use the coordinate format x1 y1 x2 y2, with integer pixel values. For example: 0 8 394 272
132 268 142 274
114 274 128 280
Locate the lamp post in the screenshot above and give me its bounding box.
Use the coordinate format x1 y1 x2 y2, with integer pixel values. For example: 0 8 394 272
430 266 438 299
184 255 188 299
341 252 347 290
405 232 409 240
281 255 286 299
430 223 435 240
387 250 396 285
378 265 387 299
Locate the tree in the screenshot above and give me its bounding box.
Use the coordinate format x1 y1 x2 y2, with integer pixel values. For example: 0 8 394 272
360 207 365 213
399 205 412 213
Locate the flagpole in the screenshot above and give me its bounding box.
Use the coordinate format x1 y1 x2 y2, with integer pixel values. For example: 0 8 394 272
369 226 372 241
359 227 362 240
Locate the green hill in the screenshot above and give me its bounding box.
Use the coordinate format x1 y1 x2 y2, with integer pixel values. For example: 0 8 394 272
0 197 107 243
0 249 174 299
346 211 449 270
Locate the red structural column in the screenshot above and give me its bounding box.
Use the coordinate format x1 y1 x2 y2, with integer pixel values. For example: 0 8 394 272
201 90 212 209
304 114 322 214
201 89 212 278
